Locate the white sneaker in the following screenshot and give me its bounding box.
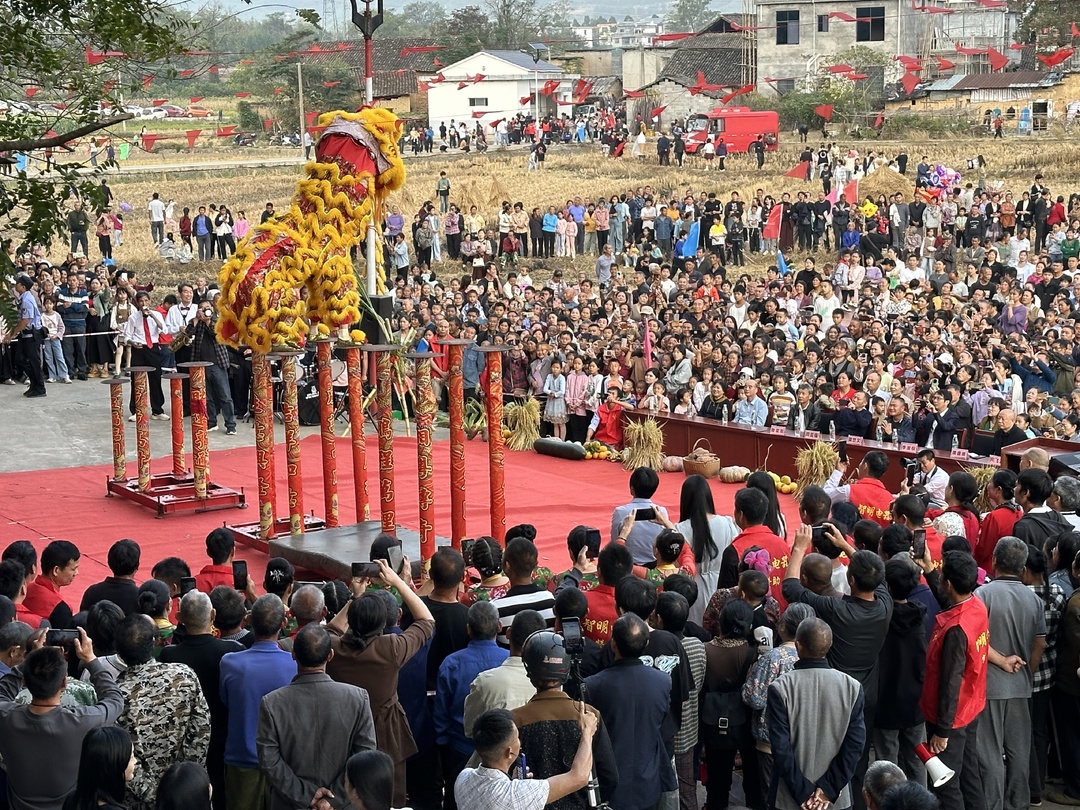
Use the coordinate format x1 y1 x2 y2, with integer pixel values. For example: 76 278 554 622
151 413 169 421
46 378 56 383
61 378 72 384
128 414 137 422
207 424 220 431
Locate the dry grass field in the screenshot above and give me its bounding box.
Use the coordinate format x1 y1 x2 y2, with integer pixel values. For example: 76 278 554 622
57 132 1080 290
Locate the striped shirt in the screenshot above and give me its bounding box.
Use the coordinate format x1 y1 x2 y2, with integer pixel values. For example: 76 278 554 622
674 634 706 754
490 584 556 648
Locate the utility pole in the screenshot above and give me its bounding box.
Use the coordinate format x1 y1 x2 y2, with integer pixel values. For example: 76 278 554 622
350 0 385 297
297 63 306 140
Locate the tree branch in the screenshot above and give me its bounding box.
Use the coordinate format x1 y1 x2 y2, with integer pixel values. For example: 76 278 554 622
0 114 133 153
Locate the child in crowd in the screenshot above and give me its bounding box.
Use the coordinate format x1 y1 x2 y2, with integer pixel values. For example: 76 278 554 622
543 358 568 440
40 296 70 383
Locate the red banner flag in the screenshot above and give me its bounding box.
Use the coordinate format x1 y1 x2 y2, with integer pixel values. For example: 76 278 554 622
842 179 859 203
815 104 834 120
986 46 1009 71
142 75 154 90
185 129 201 149
235 92 251 98
520 94 534 105
141 134 160 152
762 204 784 240
400 45 445 57
936 57 956 70
650 105 666 119
785 161 810 179
624 89 645 98
323 81 340 87
305 111 319 127
540 79 560 95
826 63 853 73
216 126 237 137
471 111 488 118
151 98 167 106
721 83 754 103
190 96 204 104
1037 46 1074 67
828 11 857 20
263 119 278 132
180 69 195 77
874 111 884 128
25 87 39 98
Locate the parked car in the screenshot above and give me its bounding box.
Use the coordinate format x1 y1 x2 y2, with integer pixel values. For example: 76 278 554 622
160 104 187 118
121 104 144 117
185 105 213 118
138 107 167 119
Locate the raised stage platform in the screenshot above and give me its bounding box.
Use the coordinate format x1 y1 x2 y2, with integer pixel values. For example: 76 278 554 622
268 521 449 582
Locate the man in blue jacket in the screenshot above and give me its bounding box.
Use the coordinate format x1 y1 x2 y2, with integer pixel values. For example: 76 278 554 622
58 270 89 380
1008 350 1056 394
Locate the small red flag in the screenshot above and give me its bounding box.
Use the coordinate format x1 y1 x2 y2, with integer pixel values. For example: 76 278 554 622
235 92 251 98
141 75 154 90
936 57 956 70
184 129 201 149
874 111 884 128
1038 47 1074 67
240 59 255 65
305 111 319 127
828 11 857 21
151 98 167 106
762 204 784 240
827 63 853 74
25 87 39 98
400 45 445 58
180 69 195 78
216 126 237 137
190 96 204 104
986 46 1009 71
842 179 859 203
650 105 666 119
263 119 277 132
784 160 810 179
846 72 869 80
624 90 645 98
520 94 534 105
471 111 488 119
273 87 284 95
323 81 340 87
141 134 160 152
901 71 920 95
721 84 754 103
815 104 834 121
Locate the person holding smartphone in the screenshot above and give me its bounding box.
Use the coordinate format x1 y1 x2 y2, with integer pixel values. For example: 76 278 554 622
611 467 669 566
326 559 434 807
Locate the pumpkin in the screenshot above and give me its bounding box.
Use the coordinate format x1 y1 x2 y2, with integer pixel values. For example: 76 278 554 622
718 465 751 483
662 456 684 473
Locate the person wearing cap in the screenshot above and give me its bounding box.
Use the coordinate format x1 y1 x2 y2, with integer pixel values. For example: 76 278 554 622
5 276 46 398
512 630 618 809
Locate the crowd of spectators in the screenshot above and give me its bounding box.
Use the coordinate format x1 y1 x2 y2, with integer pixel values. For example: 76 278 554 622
0 449 1078 810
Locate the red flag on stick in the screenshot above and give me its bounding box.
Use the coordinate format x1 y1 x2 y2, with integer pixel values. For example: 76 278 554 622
184 129 201 149
762 204 784 240
986 46 1009 71
721 84 754 103
785 161 810 179
650 105 666 119
815 104 834 120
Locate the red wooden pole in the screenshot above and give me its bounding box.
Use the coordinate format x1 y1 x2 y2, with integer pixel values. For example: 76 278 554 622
409 351 437 566
444 339 473 549
129 365 154 493
163 372 188 478
278 353 305 535
179 361 213 500
252 354 277 539
345 346 369 522
102 377 129 481
476 346 510 542
364 345 398 534
316 339 339 528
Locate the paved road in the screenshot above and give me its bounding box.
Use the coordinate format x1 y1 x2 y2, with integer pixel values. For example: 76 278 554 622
0 375 444 474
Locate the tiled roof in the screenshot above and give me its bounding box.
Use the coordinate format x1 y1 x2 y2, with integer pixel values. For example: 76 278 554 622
654 34 745 92
301 38 440 98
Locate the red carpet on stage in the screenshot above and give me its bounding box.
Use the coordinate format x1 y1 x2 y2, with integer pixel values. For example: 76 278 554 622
0 436 803 604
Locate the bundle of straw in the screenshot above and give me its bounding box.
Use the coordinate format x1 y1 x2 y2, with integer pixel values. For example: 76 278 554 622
794 441 840 496
505 398 541 451
963 464 998 514
622 418 665 471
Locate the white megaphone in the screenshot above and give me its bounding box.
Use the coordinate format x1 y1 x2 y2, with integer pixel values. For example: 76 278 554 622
916 742 955 787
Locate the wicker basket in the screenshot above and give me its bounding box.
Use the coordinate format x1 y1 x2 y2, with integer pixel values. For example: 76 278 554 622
683 438 721 478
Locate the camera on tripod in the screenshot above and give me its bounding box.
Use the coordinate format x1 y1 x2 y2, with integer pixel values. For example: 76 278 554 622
562 617 585 659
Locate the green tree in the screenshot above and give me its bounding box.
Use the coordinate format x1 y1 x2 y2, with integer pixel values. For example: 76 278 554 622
665 0 714 33
437 6 493 62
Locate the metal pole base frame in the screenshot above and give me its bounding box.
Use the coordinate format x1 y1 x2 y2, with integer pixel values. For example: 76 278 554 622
225 514 328 554
105 474 246 517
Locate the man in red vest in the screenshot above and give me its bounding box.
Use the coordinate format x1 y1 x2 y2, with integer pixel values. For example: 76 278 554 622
917 549 989 810
824 450 894 528
731 487 792 608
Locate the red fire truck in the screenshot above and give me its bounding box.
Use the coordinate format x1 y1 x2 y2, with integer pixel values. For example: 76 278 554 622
682 107 780 154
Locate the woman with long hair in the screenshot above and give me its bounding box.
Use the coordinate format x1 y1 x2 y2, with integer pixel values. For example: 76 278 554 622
672 475 738 626
63 726 135 810
327 559 435 806
156 762 212 810
746 471 787 540
345 750 395 810
701 600 763 810
933 471 981 545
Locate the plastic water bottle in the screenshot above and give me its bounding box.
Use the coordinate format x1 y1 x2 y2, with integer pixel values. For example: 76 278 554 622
952 434 959 450
829 421 836 440
721 408 728 425
795 410 804 434
894 428 901 447
876 424 884 443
